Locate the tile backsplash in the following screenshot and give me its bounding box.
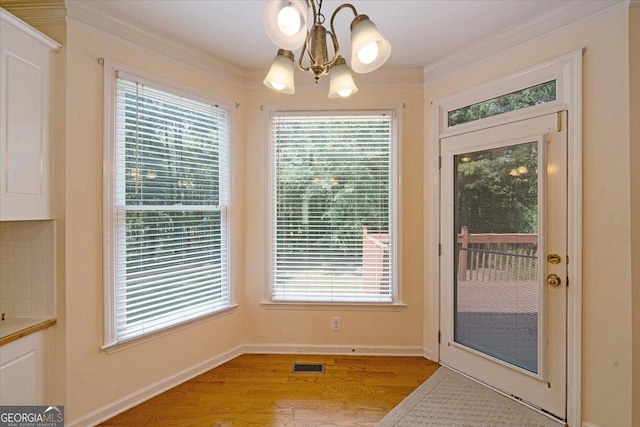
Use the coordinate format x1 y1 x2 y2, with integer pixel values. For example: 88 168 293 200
0 221 55 318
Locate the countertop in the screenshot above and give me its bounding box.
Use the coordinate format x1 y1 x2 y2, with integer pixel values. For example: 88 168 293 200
0 317 57 346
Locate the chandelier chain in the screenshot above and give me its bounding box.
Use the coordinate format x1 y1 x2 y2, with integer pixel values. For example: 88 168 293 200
315 0 325 25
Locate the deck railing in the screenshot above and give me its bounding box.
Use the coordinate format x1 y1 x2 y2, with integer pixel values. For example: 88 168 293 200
360 226 538 287
457 226 538 282
362 227 389 291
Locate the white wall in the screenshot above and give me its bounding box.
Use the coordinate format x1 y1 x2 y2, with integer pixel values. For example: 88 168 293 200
242 84 425 354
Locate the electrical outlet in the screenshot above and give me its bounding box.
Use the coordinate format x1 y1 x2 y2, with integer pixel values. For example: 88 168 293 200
331 317 341 331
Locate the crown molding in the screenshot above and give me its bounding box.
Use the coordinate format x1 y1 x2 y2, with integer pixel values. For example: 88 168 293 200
10 0 623 92
245 67 424 92
0 0 66 25
64 0 248 89
346 67 425 90
423 0 630 87
62 1 423 91
1 8 62 51
630 0 640 8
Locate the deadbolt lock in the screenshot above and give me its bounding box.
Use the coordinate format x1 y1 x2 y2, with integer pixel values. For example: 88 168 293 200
547 254 562 264
547 274 562 287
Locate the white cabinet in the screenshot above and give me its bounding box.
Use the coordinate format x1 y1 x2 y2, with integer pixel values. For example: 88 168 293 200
0 330 49 405
0 9 60 220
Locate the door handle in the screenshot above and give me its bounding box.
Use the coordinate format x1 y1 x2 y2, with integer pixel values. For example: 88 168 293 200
547 274 562 287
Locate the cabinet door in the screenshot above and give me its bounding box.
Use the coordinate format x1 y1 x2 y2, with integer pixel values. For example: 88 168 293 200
0 331 47 405
0 15 54 220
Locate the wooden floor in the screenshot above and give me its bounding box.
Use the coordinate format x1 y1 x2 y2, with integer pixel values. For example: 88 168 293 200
99 354 439 427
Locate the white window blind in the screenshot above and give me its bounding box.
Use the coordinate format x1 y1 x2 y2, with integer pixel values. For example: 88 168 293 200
110 75 230 343
270 112 395 303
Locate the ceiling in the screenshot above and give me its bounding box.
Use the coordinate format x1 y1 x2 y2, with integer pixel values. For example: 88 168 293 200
77 0 618 74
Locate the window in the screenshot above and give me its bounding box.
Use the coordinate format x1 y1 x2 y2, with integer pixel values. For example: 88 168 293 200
448 80 557 127
268 111 397 303
104 68 231 346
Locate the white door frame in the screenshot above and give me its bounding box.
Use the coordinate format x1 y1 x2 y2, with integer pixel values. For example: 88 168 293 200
427 50 582 426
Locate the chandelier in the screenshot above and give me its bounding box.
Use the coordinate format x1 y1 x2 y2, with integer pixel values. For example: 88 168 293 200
262 0 391 98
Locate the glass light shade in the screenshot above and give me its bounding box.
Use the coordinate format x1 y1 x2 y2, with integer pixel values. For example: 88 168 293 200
277 6 301 36
263 50 296 94
328 58 358 98
263 0 309 50
350 15 391 74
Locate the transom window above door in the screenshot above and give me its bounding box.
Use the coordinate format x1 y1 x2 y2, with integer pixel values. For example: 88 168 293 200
448 80 556 127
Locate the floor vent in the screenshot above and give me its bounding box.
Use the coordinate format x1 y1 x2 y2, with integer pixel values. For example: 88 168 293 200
292 363 325 373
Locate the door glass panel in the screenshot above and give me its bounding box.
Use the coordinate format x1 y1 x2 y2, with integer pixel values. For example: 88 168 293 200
454 141 539 373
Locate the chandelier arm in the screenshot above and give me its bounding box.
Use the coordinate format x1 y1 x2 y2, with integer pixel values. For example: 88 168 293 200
296 0 314 72
310 0 319 23
329 3 357 36
326 3 357 67
298 34 311 72
304 29 317 66
326 30 340 67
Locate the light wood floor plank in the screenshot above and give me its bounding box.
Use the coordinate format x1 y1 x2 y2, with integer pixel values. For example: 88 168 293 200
98 354 439 427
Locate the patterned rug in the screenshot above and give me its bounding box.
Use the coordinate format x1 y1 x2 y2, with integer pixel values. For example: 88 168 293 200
376 367 563 427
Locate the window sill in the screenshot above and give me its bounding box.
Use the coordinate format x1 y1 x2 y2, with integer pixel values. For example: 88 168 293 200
102 304 239 354
260 301 407 311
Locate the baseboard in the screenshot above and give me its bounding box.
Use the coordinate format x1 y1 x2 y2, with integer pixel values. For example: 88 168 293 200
67 345 244 427
67 343 424 426
422 347 436 362
243 343 425 356
582 423 598 427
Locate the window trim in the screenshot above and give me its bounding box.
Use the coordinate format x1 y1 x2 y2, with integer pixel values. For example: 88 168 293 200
262 104 403 306
102 60 236 351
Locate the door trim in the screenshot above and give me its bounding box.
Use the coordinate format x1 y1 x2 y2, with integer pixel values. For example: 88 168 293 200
426 50 582 425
